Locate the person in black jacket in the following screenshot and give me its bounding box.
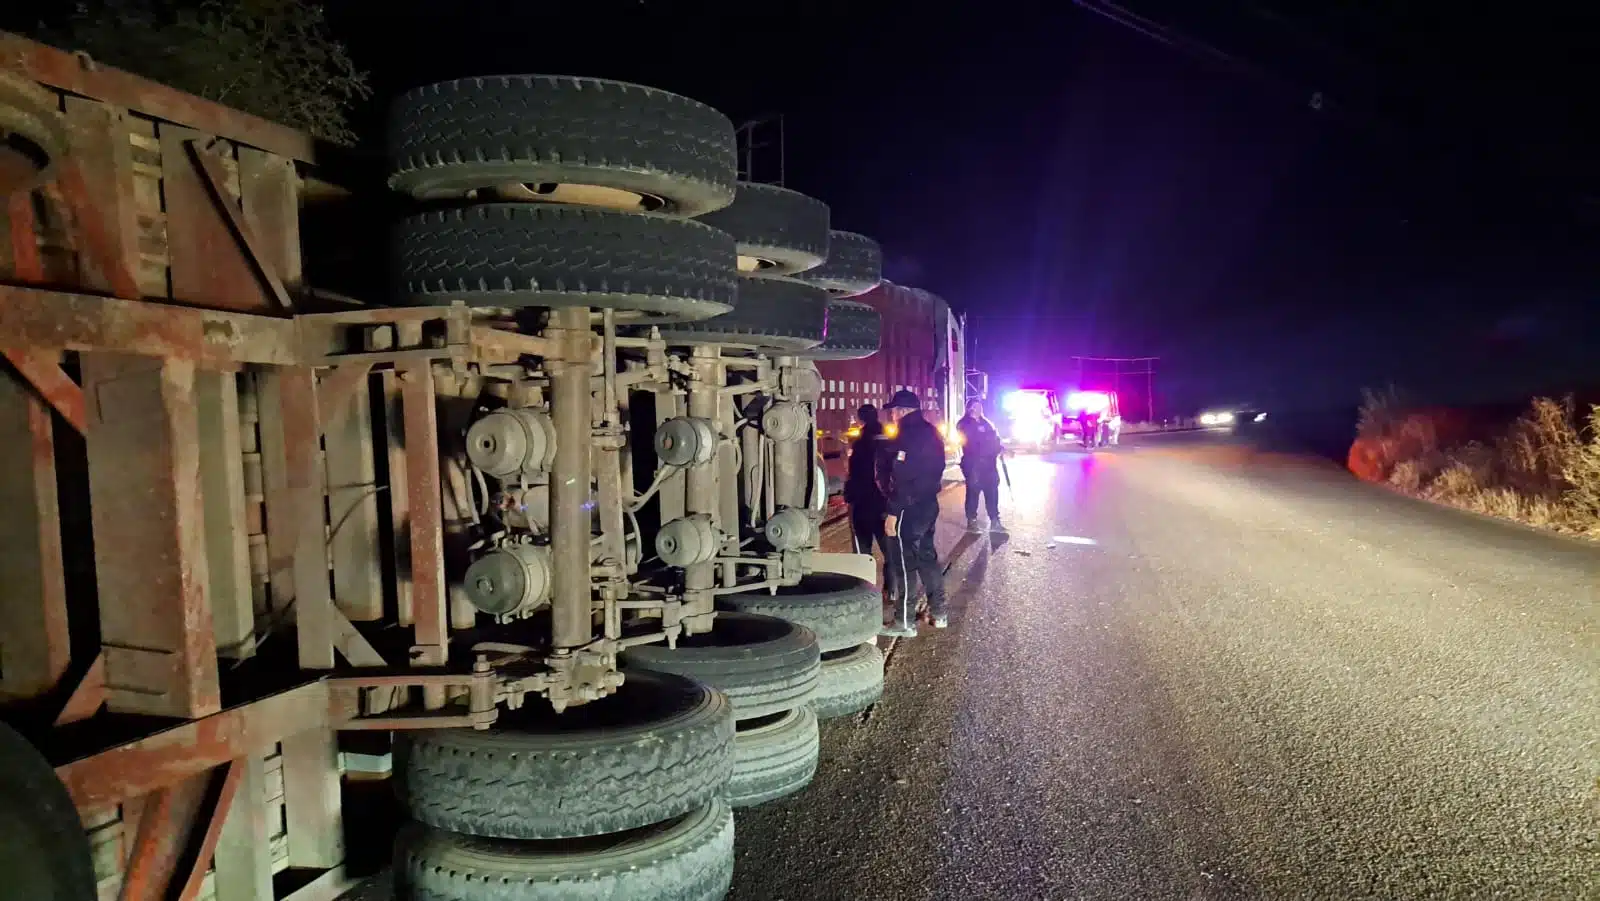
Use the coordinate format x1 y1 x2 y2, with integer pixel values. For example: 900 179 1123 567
843 405 887 556
956 398 1006 532
878 389 949 635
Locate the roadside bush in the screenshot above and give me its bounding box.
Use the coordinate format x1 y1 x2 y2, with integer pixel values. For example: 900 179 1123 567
1350 391 1600 538
1347 386 1459 484
35 0 370 144
1564 406 1600 527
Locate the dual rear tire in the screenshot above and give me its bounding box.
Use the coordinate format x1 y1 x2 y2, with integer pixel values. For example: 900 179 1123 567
621 612 823 810
394 670 737 901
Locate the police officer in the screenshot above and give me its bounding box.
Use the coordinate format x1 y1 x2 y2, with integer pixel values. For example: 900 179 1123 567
956 398 1005 532
878 389 949 635
1077 407 1102 449
844 404 887 556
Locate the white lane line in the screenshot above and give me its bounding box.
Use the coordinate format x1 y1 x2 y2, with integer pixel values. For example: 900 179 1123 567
1051 535 1098 546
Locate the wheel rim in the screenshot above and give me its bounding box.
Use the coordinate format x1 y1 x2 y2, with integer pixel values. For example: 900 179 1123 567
488 181 667 212
737 252 784 273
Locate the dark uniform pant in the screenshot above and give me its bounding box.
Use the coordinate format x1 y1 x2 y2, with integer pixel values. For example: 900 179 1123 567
885 497 946 625
963 461 1001 521
849 501 887 557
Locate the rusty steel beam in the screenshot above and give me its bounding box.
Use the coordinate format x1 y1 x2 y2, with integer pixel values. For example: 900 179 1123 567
0 288 560 370
0 285 299 366
469 326 558 362
315 362 374 423
119 772 211 901
82 353 221 718
280 724 342 868
326 672 463 691
274 367 338 670
381 372 414 626
399 364 448 707
5 189 44 279
0 368 71 699
0 346 87 432
336 713 481 731
163 125 272 314
175 761 244 901
61 97 143 297
237 147 302 301
54 681 351 810
187 141 296 312
213 756 273 901
54 159 141 301
0 32 316 163
295 306 463 326
319 362 383 623
0 189 71 702
550 308 595 650
53 651 107 726
196 371 256 659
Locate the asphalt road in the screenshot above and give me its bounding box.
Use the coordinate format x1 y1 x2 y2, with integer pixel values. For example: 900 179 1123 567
730 431 1600 901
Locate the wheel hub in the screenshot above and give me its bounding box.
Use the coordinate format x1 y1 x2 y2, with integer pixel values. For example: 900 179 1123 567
490 181 666 212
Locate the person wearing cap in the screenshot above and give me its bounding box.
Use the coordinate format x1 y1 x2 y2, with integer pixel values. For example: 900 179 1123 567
876 388 950 635
843 404 887 557
956 398 1006 532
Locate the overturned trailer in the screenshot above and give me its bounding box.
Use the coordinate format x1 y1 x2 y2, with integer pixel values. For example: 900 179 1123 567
0 33 932 901
814 281 971 489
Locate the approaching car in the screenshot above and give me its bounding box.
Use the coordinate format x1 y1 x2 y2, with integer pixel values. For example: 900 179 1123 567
1199 403 1268 432
1232 409 1269 434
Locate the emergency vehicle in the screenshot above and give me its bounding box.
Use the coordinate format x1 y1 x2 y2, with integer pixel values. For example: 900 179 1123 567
998 388 1121 450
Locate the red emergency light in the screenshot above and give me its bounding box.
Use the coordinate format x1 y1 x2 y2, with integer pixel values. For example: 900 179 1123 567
1066 391 1110 414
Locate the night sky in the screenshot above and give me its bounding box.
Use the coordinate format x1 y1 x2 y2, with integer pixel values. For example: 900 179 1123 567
16 1 1600 415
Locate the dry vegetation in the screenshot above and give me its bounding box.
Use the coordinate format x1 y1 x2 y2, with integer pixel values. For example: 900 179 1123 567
34 0 370 144
1349 388 1600 538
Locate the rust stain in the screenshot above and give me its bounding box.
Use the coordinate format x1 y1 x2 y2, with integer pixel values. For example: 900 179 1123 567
7 190 44 282
55 160 140 300
56 682 334 809
1 346 87 432
0 144 36 197
201 318 238 345
162 129 266 314
27 380 53 467
185 141 294 313
400 366 448 660
53 651 106 726
174 761 241 901
116 770 211 901
0 285 299 366
18 383 73 690
118 785 178 901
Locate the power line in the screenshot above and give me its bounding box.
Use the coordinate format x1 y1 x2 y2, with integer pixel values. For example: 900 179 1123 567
1072 355 1158 422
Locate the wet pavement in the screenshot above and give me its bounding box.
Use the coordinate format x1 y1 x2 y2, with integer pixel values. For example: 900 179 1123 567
729 434 1600 901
